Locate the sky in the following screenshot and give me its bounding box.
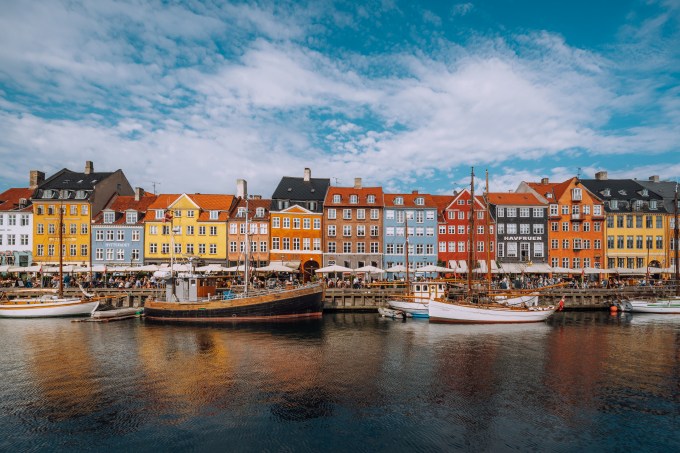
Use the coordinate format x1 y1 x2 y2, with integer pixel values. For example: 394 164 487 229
1 0 679 197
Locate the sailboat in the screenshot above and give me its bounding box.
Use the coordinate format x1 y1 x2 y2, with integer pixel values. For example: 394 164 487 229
429 168 557 324
621 184 680 314
0 204 101 318
144 181 325 323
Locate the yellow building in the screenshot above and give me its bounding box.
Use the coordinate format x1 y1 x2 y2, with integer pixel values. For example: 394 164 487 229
144 193 235 265
30 162 133 265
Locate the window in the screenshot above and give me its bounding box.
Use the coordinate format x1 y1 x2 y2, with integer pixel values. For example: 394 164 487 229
117 249 125 260
594 222 601 232
8 215 16 226
551 239 559 249
20 234 28 246
343 209 352 220
550 204 558 216
506 224 517 234
69 223 77 234
81 223 88 234
327 209 337 220
356 209 366 220
117 230 125 241
303 238 310 250
394 197 403 205
106 249 114 260
594 205 602 216
187 225 194 235
343 225 352 237
357 225 365 237
350 195 358 204
333 194 341 203
533 224 544 234
506 242 517 257
70 205 77 215
106 230 114 241
37 224 44 234
572 188 582 201
282 218 290 228
656 236 663 249
303 218 311 229
370 242 379 253
149 243 157 254
520 224 530 234
126 212 138 224
563 239 570 249
519 208 530 217
327 242 336 253
328 225 336 237
561 205 569 215
95 230 104 241
385 210 394 220
497 224 505 234
198 244 206 254
36 205 44 215
209 211 218 220
507 208 517 217
272 217 280 228
532 208 543 217
199 226 206 235
370 209 379 220
262 241 269 252
95 248 103 260
594 240 601 250
439 242 446 252
356 242 366 253
161 243 170 255
617 236 624 248
131 249 140 261
562 222 569 232
370 225 379 237
497 207 505 217
583 222 590 232
272 237 280 249
209 244 217 254
162 225 170 235
313 218 321 229
534 243 544 257
293 238 300 250
458 242 465 252
343 242 352 253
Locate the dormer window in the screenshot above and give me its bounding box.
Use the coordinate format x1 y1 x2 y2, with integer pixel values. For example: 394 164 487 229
237 207 246 217
308 201 317 211
546 193 553 199
155 210 164 220
333 194 341 203
618 189 627 196
255 207 265 217
634 200 643 210
603 189 611 197
126 211 138 224
349 194 358 204
610 200 619 210
415 197 424 206
209 210 219 220
394 197 404 205
571 188 582 201
103 211 115 224
76 190 87 199
367 195 376 204
641 189 648 197
650 200 657 210
42 190 54 199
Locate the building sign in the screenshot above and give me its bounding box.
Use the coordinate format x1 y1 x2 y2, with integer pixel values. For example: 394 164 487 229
501 236 543 241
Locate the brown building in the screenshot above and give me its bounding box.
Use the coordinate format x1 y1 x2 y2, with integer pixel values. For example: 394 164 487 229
228 179 271 268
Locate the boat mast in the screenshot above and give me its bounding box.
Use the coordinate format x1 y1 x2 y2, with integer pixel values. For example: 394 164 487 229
485 170 492 292
58 203 64 298
244 190 250 296
168 208 176 300
675 183 679 296
405 209 410 295
468 167 475 293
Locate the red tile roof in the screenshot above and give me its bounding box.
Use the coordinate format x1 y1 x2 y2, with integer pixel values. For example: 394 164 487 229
526 178 574 201
0 188 34 212
324 186 384 206
92 193 158 225
487 192 546 206
383 192 437 208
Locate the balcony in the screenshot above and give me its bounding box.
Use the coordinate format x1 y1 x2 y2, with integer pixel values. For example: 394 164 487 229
571 213 583 221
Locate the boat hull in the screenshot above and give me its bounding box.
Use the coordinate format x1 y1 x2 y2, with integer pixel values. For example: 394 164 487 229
144 285 324 323
387 300 429 318
0 298 100 318
429 299 555 324
494 294 539 307
627 298 680 314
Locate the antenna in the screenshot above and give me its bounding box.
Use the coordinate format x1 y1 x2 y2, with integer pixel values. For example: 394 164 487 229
577 167 582 179
333 178 341 185
151 181 161 195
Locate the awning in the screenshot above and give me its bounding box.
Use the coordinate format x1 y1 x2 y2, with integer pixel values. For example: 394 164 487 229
524 263 552 274
498 263 524 273
269 260 301 270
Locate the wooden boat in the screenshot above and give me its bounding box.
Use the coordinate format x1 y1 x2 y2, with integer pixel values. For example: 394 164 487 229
428 168 557 324
144 275 324 323
0 292 100 318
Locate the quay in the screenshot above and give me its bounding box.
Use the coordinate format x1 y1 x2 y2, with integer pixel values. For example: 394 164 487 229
3 286 677 311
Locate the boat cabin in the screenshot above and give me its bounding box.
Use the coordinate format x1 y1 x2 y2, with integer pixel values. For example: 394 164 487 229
411 281 447 300
166 275 217 302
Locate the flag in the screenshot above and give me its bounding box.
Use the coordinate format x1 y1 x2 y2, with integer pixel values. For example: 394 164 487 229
163 211 173 223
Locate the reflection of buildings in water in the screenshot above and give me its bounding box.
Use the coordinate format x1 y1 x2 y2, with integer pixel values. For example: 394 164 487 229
138 323 329 422
16 321 101 421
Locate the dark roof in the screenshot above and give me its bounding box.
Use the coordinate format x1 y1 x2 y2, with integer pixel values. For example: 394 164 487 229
636 180 679 214
31 168 117 201
580 178 666 213
271 176 330 212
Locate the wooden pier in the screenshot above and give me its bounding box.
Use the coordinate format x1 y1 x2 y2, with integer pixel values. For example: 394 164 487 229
2 285 677 311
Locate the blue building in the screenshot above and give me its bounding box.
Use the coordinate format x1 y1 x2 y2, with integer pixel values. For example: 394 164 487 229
91 189 156 267
383 192 439 278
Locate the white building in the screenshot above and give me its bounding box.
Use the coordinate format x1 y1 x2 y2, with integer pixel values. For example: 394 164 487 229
0 186 35 267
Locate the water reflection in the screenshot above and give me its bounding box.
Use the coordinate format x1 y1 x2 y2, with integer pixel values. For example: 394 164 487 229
0 312 678 452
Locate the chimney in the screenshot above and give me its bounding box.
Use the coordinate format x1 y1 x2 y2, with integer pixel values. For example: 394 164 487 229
84 161 94 174
236 179 247 199
541 177 549 184
303 168 311 182
29 170 45 189
252 195 262 200
134 187 145 201
649 175 659 183
412 190 419 194
354 177 362 189
595 171 608 181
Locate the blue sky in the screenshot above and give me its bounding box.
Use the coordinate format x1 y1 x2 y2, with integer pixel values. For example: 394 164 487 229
1 0 679 197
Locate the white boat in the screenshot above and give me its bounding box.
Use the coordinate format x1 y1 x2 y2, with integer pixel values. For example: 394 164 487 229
621 297 680 314
0 294 100 318
387 281 448 318
429 298 556 324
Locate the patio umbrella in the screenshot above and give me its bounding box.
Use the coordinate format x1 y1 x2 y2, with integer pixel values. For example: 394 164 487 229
353 265 385 274
315 264 354 273
384 264 408 273
255 263 294 272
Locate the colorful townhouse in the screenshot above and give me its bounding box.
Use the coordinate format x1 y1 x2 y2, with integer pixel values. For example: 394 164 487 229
31 161 134 265
144 193 235 266
383 191 438 274
637 177 680 270
432 194 454 268
518 177 605 270
322 178 384 270
582 173 674 272
437 188 495 272
227 179 271 269
0 174 35 267
91 188 156 267
487 192 549 267
270 168 329 280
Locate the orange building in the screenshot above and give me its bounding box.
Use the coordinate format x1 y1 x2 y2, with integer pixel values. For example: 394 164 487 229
518 177 605 270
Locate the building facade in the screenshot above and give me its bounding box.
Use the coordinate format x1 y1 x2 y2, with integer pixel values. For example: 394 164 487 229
323 179 384 269
519 177 605 270
31 162 133 265
383 191 438 274
488 192 548 266
227 180 271 268
0 185 34 267
144 193 235 265
91 188 156 267
270 168 330 277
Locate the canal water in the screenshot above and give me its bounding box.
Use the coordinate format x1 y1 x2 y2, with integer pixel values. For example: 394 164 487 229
0 312 678 452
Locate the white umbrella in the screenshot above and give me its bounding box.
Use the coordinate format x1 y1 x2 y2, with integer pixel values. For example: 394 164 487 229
196 264 225 273
353 265 385 274
385 264 408 273
417 264 451 273
223 264 247 272
315 264 354 273
255 263 293 272
9 265 42 273
0 265 10 272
